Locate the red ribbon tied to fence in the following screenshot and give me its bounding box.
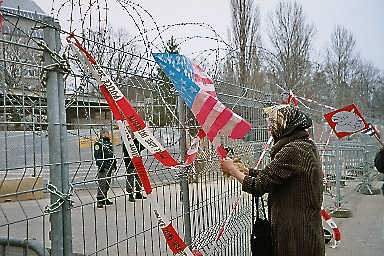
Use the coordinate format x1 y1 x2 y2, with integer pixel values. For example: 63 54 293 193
67 33 200 256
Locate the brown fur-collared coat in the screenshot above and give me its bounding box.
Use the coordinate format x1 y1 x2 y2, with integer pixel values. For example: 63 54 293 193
243 129 325 256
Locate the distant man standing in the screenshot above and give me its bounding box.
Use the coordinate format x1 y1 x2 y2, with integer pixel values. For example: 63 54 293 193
122 132 146 202
94 126 116 208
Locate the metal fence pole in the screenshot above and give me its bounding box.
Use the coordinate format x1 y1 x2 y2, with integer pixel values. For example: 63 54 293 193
178 96 192 246
335 139 341 207
55 24 73 256
0 236 50 256
43 17 64 256
363 148 372 193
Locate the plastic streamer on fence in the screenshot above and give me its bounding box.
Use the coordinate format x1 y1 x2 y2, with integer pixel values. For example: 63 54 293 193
208 135 274 255
67 34 203 168
105 87 198 255
284 90 343 247
288 91 337 111
67 34 202 256
321 207 341 248
318 130 342 248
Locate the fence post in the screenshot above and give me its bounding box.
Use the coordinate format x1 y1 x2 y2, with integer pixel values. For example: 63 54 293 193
55 23 73 256
43 17 68 256
335 139 341 207
178 96 192 246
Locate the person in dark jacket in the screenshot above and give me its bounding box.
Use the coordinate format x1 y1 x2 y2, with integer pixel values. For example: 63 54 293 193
94 126 117 208
220 104 325 256
374 145 384 196
122 133 146 202
374 146 384 174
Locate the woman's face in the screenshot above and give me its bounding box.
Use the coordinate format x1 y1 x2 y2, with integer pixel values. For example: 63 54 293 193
266 117 275 135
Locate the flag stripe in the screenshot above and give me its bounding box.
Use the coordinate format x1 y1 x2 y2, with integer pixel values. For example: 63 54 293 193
206 107 233 142
216 145 228 158
201 102 225 132
192 89 252 147
192 63 216 97
218 113 242 136
211 135 222 148
191 90 210 114
194 96 217 125
206 91 218 97
229 119 253 139
118 98 147 132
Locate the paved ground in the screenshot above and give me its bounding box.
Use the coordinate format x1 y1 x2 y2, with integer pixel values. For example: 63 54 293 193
1 176 383 255
324 179 384 256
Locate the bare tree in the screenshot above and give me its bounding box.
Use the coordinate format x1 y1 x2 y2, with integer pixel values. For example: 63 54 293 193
265 1 316 96
224 0 264 91
324 25 360 108
71 26 142 96
86 26 140 84
370 72 384 119
352 61 384 118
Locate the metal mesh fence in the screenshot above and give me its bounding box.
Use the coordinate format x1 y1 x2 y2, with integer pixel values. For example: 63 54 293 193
0 2 381 256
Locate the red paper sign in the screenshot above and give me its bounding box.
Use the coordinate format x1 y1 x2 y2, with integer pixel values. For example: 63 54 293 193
323 104 368 139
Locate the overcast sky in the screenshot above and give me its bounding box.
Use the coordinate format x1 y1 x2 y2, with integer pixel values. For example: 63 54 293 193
34 0 384 71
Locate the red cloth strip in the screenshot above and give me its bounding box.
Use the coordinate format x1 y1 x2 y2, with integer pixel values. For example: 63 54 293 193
161 224 188 254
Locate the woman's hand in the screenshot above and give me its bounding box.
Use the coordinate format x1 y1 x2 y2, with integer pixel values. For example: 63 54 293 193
220 157 246 183
220 157 236 178
233 158 249 175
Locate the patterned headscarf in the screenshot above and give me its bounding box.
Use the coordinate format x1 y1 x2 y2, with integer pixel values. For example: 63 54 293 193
265 104 312 141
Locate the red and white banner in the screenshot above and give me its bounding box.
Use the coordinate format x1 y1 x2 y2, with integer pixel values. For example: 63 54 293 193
68 35 201 167
321 207 341 248
185 129 206 166
68 34 199 256
147 194 195 255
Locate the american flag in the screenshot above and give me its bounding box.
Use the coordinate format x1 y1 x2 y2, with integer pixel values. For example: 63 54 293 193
153 53 252 158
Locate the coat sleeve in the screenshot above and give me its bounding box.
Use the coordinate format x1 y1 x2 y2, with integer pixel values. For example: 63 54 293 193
94 141 103 167
374 147 384 173
242 143 302 197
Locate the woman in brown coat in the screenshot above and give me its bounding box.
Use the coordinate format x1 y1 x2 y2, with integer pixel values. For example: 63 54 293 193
220 104 325 256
